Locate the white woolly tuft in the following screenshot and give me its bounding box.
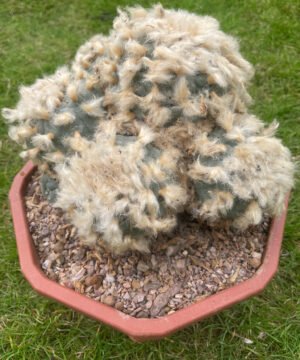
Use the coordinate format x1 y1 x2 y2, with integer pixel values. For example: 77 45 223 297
53 112 75 126
20 147 40 160
8 125 36 143
65 131 89 153
81 98 104 117
138 126 155 145
2 108 19 123
31 133 54 151
159 184 188 210
43 151 64 164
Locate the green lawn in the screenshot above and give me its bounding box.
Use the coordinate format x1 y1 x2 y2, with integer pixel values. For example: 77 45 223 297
0 1 299 359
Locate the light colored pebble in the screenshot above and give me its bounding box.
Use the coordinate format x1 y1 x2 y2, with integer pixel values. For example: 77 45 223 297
102 295 116 306
131 279 141 289
176 259 186 269
137 261 150 273
105 274 115 283
134 293 145 303
249 258 261 269
145 300 153 309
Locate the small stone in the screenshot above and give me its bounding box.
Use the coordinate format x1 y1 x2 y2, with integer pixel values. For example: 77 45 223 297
48 253 58 262
175 294 183 299
105 274 115 283
56 255 65 265
42 259 50 270
71 268 86 281
176 259 186 269
130 307 142 317
85 275 103 287
53 241 64 253
40 228 50 238
131 279 141 289
190 256 202 266
143 281 161 292
145 300 153 309
73 248 86 261
94 289 104 297
48 271 57 281
146 294 154 301
115 301 124 311
159 263 168 273
32 193 40 204
230 266 240 283
136 310 149 318
111 289 118 297
133 293 145 303
210 246 216 254
123 268 132 276
150 283 182 317
239 268 247 277
63 280 74 289
123 281 131 289
73 281 85 293
123 292 131 300
137 261 150 273
86 262 96 276
159 285 169 293
252 251 262 259
102 295 116 306
166 245 180 257
249 258 261 269
151 255 157 267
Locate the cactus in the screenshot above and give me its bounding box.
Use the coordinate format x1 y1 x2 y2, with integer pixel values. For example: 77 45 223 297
55 123 188 252
186 118 294 229
3 65 102 175
2 5 253 177
2 5 294 253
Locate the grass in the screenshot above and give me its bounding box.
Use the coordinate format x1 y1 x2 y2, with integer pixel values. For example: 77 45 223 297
0 0 299 359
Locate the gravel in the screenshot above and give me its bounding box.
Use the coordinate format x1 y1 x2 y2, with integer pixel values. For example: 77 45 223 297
25 173 269 318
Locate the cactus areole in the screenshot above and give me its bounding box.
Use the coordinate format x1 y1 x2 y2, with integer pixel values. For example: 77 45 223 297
3 4 293 255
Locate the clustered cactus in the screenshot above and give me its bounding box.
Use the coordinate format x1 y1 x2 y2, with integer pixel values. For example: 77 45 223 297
3 5 294 253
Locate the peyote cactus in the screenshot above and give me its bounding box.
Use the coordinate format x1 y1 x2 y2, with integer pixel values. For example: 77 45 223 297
2 5 294 253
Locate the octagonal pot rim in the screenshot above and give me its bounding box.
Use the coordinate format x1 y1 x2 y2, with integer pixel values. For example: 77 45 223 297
9 161 289 341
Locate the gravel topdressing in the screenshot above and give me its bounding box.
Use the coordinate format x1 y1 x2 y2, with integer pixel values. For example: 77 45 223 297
25 173 270 318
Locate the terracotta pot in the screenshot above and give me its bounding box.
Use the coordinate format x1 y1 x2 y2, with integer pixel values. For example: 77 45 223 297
9 161 289 342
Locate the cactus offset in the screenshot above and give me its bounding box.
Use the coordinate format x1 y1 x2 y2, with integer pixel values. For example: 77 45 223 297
2 5 294 253
55 123 188 253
